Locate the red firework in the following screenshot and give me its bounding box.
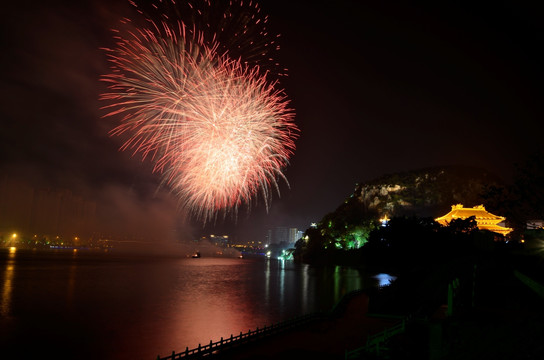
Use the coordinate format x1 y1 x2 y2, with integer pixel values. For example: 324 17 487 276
101 0 298 222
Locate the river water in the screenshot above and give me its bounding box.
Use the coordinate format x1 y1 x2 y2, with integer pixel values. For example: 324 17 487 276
0 248 392 360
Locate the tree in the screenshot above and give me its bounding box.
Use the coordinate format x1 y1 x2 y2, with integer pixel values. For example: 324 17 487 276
445 216 478 235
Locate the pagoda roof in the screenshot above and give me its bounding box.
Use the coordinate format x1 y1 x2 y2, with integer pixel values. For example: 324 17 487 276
435 204 512 235
436 204 505 223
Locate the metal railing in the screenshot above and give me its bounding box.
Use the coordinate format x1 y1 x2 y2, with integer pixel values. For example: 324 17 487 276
156 312 321 359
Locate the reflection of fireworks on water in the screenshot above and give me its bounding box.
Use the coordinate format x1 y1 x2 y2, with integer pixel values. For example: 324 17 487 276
101 0 298 222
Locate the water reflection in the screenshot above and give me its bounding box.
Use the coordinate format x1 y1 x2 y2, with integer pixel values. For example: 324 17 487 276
329 265 363 305
333 266 352 304
66 251 79 310
279 260 285 308
1 251 397 360
160 258 273 351
1 247 16 318
301 263 309 314
372 273 397 287
265 257 270 306
263 261 365 316
162 258 371 353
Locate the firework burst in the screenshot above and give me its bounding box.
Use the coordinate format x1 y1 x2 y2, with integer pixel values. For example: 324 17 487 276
130 0 287 77
101 0 298 223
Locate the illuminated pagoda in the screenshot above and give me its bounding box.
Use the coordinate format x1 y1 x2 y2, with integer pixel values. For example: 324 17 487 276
435 204 513 236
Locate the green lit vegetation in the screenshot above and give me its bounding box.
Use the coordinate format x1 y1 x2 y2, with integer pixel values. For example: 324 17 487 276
294 191 380 265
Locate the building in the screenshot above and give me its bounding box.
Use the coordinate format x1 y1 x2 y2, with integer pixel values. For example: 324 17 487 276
289 228 304 244
435 204 513 236
266 227 302 246
527 220 544 230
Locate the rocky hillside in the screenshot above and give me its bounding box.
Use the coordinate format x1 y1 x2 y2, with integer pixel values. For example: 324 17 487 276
350 166 503 219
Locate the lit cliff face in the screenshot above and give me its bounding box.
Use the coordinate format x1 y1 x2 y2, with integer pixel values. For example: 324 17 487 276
358 184 406 210
351 167 502 218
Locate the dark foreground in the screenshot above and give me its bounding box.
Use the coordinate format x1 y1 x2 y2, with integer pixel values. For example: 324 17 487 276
183 252 544 360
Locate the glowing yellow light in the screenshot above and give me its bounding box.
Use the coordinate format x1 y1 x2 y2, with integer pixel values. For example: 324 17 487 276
9 247 16 253
11 233 17 239
435 204 513 236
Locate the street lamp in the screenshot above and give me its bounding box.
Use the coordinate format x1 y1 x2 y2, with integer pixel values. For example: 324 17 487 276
10 233 18 250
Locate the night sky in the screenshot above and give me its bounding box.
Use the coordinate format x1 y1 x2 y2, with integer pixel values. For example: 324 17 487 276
1 0 542 244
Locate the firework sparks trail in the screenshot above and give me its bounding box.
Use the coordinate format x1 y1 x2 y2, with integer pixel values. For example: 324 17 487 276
101 0 298 223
